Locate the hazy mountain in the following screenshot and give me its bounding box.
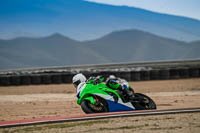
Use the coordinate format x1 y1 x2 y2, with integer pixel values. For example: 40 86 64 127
0 33 110 69
1 0 200 42
0 29 200 70
84 29 191 62
185 41 200 58
190 41 200 45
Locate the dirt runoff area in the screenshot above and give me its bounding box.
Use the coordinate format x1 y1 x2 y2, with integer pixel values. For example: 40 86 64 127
0 78 200 122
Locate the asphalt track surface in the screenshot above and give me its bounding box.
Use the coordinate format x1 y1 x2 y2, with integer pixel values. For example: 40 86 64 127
1 108 200 128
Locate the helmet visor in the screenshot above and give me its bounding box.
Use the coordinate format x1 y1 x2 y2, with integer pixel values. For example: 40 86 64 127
73 80 81 88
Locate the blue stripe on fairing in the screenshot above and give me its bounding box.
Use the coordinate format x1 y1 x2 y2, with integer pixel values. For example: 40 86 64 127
107 100 135 112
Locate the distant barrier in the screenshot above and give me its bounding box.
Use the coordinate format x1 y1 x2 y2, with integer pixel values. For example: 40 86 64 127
0 60 200 86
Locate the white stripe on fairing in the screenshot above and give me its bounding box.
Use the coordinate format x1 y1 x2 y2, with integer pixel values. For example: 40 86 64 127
77 82 86 95
93 93 135 109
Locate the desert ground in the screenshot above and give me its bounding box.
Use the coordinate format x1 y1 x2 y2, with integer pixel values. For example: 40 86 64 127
0 78 200 132
0 78 200 121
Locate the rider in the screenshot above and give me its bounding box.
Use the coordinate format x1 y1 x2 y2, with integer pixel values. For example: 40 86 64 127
72 73 134 100
72 73 87 98
105 75 134 100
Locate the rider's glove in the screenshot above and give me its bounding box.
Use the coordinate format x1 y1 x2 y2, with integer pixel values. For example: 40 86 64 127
122 84 128 90
93 76 104 85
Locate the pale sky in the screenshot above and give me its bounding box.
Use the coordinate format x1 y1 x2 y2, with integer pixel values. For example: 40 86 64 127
86 0 200 20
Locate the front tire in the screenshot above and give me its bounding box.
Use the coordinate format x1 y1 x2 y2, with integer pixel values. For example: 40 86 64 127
81 97 108 114
132 93 156 110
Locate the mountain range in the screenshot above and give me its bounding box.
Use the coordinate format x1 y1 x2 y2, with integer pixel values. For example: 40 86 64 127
1 0 200 70
0 29 200 70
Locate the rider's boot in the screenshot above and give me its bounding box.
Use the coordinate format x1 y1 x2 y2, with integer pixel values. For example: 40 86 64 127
126 89 135 100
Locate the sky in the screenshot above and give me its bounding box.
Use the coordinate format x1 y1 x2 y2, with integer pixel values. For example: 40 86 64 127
86 0 200 20
0 0 199 40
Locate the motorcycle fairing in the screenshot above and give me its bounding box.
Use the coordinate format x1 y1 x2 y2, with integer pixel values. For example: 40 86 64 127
94 93 135 112
77 82 135 112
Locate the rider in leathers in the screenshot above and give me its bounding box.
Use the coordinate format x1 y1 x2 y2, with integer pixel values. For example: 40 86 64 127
72 73 134 101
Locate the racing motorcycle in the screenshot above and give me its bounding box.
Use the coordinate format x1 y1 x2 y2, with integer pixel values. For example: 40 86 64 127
77 78 156 113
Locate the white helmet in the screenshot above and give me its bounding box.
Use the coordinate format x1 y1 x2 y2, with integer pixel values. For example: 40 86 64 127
72 73 86 88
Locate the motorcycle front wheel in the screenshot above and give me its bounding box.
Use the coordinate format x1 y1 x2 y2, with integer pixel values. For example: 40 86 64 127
81 96 108 114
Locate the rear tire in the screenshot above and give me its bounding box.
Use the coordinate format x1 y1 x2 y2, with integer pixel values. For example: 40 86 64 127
81 97 108 114
132 93 156 110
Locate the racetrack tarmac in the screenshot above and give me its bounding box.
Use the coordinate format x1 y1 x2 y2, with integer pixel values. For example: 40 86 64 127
1 112 200 133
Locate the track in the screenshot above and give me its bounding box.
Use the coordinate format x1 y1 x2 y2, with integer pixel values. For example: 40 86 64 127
1 108 200 128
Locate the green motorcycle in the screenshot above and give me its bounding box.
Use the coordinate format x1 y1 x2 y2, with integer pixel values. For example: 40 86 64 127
77 78 156 113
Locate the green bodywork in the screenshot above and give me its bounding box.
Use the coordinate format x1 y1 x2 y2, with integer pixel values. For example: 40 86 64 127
77 82 121 105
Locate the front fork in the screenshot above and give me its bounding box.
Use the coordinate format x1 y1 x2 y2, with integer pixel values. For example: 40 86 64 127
81 95 102 105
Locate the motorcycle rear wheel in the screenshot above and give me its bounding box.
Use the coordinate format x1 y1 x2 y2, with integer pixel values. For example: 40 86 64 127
131 93 156 110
